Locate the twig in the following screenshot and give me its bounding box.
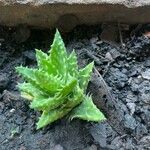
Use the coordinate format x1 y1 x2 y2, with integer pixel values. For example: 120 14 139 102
118 22 125 48
93 67 115 105
91 67 140 141
89 67 126 135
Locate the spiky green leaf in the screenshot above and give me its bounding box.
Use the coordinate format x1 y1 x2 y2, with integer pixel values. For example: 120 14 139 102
70 95 106 121
18 82 46 99
50 29 68 77
79 62 94 90
16 66 63 94
67 50 78 77
36 49 60 75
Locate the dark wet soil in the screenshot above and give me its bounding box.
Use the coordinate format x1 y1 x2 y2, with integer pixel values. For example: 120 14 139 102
0 25 150 150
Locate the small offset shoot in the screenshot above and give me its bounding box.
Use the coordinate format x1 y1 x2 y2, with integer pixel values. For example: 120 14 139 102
16 29 106 129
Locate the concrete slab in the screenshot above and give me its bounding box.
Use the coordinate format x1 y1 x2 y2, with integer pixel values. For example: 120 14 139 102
0 0 150 30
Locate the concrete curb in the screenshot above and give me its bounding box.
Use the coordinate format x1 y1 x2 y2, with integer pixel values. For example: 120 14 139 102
0 0 150 30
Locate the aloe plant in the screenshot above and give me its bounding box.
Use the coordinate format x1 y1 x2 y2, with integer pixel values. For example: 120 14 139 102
16 30 106 129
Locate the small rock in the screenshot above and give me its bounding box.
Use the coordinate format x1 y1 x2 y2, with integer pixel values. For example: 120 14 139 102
0 73 9 91
135 124 148 139
144 59 150 67
105 52 114 62
141 69 150 80
90 37 99 50
10 108 15 113
2 90 20 102
138 136 150 146
112 69 128 89
109 48 121 59
116 82 126 89
140 93 150 104
126 103 136 115
19 145 26 150
130 70 139 77
88 144 97 150
125 63 130 68
23 50 36 62
110 136 123 149
126 92 138 103
90 37 98 44
124 114 137 131
130 84 139 94
125 138 135 150
128 77 132 85
122 68 128 74
113 63 122 68
52 144 64 150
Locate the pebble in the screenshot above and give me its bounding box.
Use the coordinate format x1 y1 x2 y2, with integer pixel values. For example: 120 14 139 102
140 93 150 104
109 48 121 59
141 69 150 80
110 136 123 149
138 136 150 145
144 59 150 67
110 69 128 89
88 145 97 150
19 145 26 150
125 138 135 150
127 102 136 115
90 37 99 50
23 50 36 62
52 144 64 150
116 82 126 89
130 70 139 77
135 124 148 139
10 108 15 113
105 52 114 62
124 114 137 131
130 84 139 94
2 90 20 102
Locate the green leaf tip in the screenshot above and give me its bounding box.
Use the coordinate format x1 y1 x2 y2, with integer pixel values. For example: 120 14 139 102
70 95 106 122
16 29 106 129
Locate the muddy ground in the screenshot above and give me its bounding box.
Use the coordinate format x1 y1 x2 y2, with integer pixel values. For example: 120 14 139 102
0 25 150 150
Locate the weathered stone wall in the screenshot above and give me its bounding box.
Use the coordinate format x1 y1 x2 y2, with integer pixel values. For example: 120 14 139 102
0 0 150 30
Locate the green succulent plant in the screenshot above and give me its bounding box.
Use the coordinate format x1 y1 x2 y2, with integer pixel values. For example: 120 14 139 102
16 30 106 129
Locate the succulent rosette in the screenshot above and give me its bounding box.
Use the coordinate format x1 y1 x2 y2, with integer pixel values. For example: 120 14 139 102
16 30 105 129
